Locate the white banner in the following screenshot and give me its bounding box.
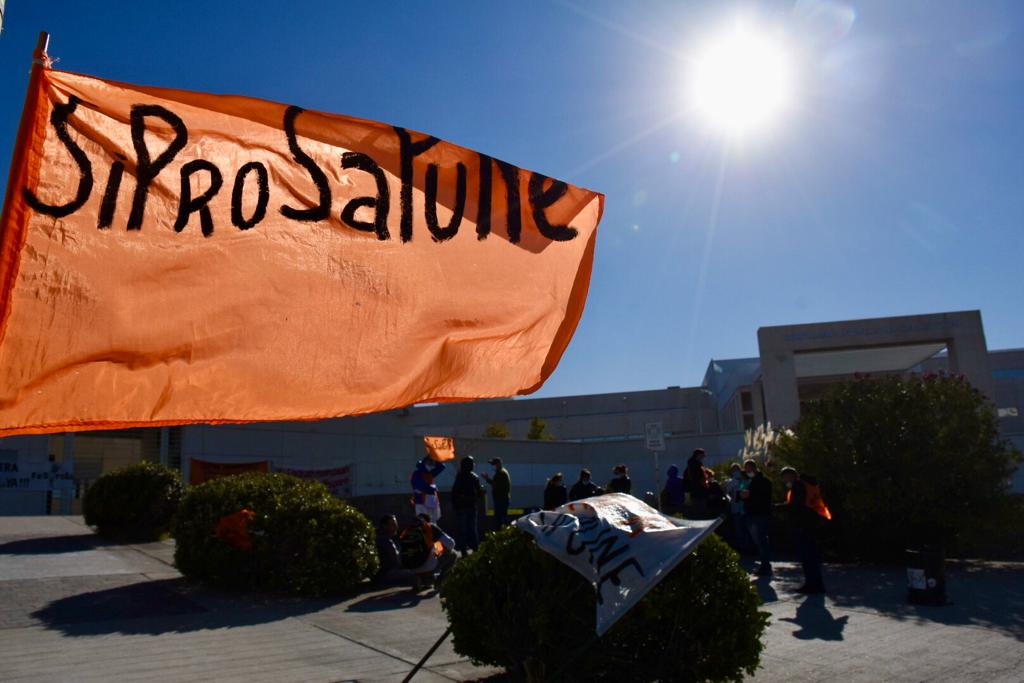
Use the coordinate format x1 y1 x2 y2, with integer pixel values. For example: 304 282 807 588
515 492 720 635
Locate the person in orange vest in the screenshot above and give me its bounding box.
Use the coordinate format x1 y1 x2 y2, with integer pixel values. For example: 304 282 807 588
780 467 831 594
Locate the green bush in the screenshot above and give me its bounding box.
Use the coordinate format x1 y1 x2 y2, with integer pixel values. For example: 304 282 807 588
82 461 183 542
440 527 768 682
173 472 378 596
773 373 1022 560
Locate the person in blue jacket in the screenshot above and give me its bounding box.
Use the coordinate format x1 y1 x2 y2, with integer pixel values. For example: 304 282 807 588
661 464 686 514
411 456 446 522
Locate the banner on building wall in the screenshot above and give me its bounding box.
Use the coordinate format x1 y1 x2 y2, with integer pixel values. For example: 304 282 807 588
0 454 74 491
423 436 456 462
275 464 353 498
515 493 720 635
189 458 268 485
0 66 603 438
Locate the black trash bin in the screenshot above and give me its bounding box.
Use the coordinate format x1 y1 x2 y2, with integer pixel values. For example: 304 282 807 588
906 548 947 605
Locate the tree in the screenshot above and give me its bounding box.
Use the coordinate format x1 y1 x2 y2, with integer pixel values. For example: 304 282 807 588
772 373 1022 559
527 416 555 441
483 422 510 439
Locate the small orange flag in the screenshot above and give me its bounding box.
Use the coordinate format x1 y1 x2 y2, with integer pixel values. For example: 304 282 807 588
423 436 456 462
0 67 603 436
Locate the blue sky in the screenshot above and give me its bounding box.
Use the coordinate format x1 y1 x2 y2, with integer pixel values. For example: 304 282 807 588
1 1 1021 399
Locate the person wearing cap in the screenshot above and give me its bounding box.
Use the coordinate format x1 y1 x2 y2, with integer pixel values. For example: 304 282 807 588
544 472 568 510
451 455 483 553
569 468 603 501
607 464 632 495
482 457 511 528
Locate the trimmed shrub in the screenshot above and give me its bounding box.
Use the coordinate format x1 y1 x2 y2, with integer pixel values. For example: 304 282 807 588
440 527 768 682
773 373 1023 560
82 461 183 542
173 472 377 596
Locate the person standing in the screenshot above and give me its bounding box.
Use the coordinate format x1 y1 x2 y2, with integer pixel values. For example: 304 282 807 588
780 466 830 594
723 462 750 551
741 459 773 577
660 464 686 514
451 456 483 554
683 448 712 504
607 464 632 495
410 456 445 523
483 457 511 527
543 472 568 510
569 468 603 501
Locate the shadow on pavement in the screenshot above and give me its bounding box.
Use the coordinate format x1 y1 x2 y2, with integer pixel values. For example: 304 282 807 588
779 594 849 640
0 534 111 555
30 577 344 637
753 574 780 604
823 562 1024 641
346 588 438 612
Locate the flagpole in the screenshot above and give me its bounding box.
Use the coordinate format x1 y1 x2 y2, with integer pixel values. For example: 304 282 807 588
0 31 49 241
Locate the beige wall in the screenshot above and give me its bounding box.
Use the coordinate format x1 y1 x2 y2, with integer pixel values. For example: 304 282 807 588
758 311 995 426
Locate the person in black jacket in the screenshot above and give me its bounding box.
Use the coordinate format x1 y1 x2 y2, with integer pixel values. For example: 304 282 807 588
451 456 483 553
683 448 711 501
483 458 512 527
607 464 632 495
373 514 413 586
740 459 773 576
780 467 828 594
569 468 603 501
543 472 569 510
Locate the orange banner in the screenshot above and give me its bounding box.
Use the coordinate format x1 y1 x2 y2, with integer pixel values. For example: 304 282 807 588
423 435 456 462
0 68 602 436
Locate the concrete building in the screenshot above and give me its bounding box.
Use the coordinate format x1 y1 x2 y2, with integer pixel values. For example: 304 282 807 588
1 310 1021 515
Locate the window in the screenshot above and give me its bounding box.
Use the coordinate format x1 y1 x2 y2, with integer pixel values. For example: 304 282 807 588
741 391 753 412
739 390 756 431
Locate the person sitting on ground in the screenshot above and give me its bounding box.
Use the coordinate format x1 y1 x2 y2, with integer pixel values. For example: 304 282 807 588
740 459 774 577
399 513 457 592
543 472 569 510
569 468 603 501
779 466 830 594
373 515 414 585
607 464 632 495
661 464 686 514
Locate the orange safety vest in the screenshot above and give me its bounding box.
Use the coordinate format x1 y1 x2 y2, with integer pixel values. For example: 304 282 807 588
788 482 832 521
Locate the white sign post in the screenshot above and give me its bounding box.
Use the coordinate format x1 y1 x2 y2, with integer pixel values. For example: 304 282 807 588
644 422 666 451
644 422 665 509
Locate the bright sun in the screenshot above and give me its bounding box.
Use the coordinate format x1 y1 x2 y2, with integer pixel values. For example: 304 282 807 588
690 23 795 137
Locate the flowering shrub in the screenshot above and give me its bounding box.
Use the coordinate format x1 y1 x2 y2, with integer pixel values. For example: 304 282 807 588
83 462 183 542
440 528 768 682
173 473 377 595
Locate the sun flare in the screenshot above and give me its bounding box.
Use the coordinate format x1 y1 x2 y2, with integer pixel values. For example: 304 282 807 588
690 22 795 137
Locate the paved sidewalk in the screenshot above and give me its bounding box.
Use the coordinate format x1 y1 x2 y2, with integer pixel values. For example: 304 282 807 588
0 517 1021 682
